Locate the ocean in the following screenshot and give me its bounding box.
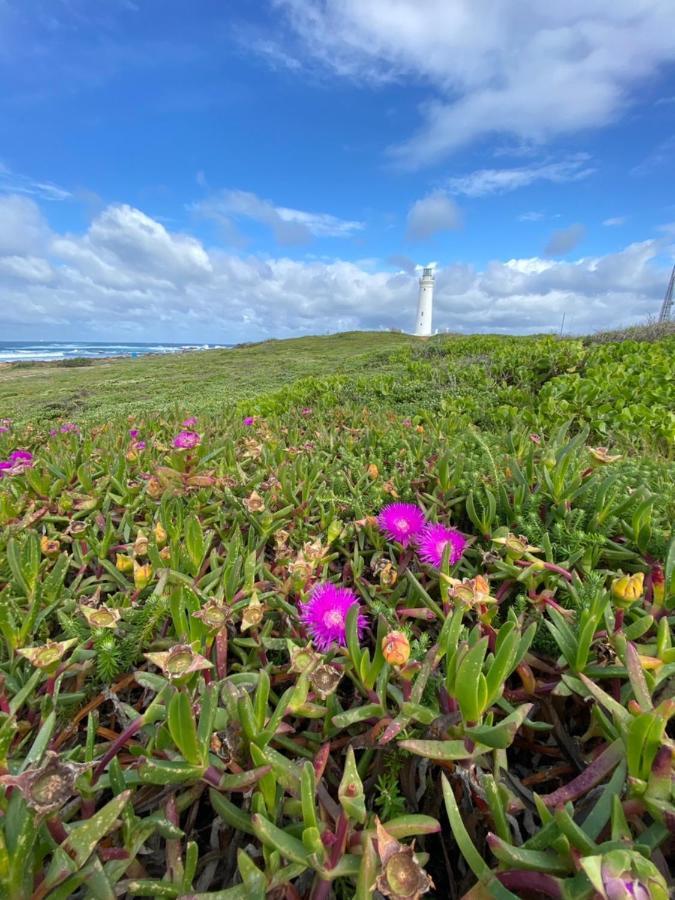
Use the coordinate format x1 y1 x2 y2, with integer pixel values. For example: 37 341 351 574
0 341 231 364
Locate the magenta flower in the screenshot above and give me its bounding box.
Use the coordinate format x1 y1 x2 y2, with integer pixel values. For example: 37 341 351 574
49 429 57 437
129 429 139 438
9 450 33 464
182 416 197 427
299 583 367 652
243 416 254 426
173 430 201 450
0 426 9 435
60 423 79 434
0 460 12 477
377 502 426 548
133 440 146 451
418 524 467 568
301 407 313 416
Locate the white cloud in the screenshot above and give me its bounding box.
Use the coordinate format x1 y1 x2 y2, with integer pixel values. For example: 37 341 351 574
273 0 675 165
603 216 627 226
0 196 669 341
518 211 546 223
0 162 71 201
195 189 364 245
544 224 587 256
448 155 594 197
406 192 462 241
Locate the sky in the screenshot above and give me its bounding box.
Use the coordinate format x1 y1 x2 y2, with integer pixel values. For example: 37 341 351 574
1 0 674 343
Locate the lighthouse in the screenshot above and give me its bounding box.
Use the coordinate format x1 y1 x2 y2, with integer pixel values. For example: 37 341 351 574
414 265 435 336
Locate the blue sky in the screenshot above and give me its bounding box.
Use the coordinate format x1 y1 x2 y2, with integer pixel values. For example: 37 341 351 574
1 0 674 342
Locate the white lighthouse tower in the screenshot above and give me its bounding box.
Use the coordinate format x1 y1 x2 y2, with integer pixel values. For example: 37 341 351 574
414 264 435 336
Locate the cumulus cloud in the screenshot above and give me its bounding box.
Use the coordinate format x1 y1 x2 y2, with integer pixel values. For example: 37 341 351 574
544 224 587 256
447 155 594 197
406 192 462 241
0 196 669 341
272 0 675 165
194 189 364 246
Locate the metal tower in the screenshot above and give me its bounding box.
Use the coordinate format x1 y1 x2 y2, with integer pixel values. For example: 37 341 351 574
658 265 674 323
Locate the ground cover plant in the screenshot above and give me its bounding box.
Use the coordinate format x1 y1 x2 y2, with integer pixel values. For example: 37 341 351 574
0 331 673 898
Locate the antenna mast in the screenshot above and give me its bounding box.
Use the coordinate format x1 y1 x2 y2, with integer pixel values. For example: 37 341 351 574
658 265 674 323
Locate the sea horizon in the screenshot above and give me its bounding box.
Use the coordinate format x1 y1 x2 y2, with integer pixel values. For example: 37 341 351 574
0 340 232 364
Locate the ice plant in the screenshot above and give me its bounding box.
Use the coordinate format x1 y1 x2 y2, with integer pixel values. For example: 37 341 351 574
17 639 77 671
243 416 254 426
59 422 79 434
446 574 497 608
377 502 426 548
193 600 231 631
9 449 33 464
299 582 367 652
310 663 342 699
173 430 201 449
80 605 121 629
612 572 645 606
418 523 467 568
182 416 197 427
580 850 669 900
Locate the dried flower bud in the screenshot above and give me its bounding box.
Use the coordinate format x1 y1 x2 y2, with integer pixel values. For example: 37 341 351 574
193 600 231 630
446 574 496 607
611 572 644 607
492 533 541 558
367 463 379 479
159 546 171 561
374 818 434 900
310 663 342 699
145 643 212 681
133 561 153 591
241 594 264 631
115 553 134 573
17 639 77 671
288 642 321 675
379 562 398 587
244 490 265 513
589 446 622 464
40 536 60 557
146 476 163 499
0 751 88 816
80 605 121 629
382 631 411 667
133 531 149 556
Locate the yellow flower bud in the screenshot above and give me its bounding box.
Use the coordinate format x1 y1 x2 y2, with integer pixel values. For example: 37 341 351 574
611 572 644 607
367 463 379 479
133 562 153 591
115 553 134 573
381 631 411 667
153 521 167 546
40 536 60 557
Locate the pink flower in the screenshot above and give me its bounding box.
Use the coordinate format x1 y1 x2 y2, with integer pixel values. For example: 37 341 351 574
301 407 313 416
173 430 201 450
129 429 139 438
49 429 57 437
182 417 197 427
418 524 467 568
402 419 412 428
60 423 79 434
299 583 367 652
377 502 426 548
133 440 146 451
243 417 254 426
0 426 9 435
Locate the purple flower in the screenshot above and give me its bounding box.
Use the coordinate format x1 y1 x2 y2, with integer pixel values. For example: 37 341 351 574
133 440 146 451
182 416 197 427
243 416 255 426
49 429 57 437
129 429 139 438
299 583 367 652
173 430 201 450
60 423 79 434
301 407 313 416
402 418 412 428
9 450 32 464
377 502 426 548
418 524 467 568
0 460 12 477
0 426 9 435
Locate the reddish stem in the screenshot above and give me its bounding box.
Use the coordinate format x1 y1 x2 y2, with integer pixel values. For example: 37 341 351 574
92 716 144 782
497 871 563 898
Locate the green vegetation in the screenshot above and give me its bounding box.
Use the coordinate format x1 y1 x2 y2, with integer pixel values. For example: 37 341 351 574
0 331 673 898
